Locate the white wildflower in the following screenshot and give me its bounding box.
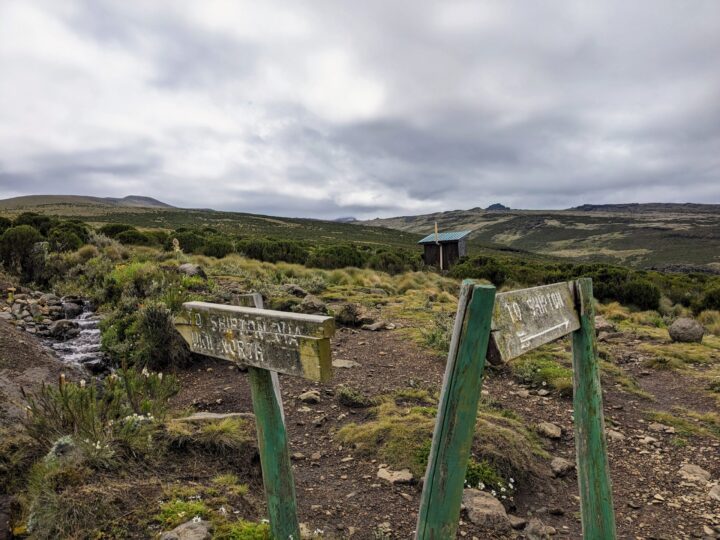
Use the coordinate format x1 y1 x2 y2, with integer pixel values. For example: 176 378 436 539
192 515 202 523
79 379 86 388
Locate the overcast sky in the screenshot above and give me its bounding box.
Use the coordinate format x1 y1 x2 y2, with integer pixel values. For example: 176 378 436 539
1 1 719 219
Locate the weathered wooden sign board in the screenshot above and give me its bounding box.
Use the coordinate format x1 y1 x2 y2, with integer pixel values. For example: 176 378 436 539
416 279 616 540
175 301 334 382
175 296 335 540
491 282 580 361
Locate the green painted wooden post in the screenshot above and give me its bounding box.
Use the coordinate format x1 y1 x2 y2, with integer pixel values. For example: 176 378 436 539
571 278 617 539
416 280 496 539
248 366 301 540
247 291 299 540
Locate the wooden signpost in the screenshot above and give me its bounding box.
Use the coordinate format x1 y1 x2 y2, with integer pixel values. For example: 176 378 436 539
416 278 616 540
175 297 335 540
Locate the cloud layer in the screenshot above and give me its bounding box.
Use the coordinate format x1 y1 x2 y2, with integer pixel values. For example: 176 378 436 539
1 1 718 218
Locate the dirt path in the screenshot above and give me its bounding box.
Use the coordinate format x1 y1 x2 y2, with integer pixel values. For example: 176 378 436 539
172 325 720 539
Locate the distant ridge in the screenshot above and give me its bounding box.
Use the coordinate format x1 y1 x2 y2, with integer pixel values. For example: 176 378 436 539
0 194 173 210
570 202 720 214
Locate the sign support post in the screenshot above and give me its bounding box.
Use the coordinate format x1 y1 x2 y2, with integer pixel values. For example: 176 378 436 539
571 278 616 539
415 281 496 539
416 278 616 540
175 299 334 540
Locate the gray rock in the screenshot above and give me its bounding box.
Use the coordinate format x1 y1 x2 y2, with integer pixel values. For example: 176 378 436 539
28 303 42 317
177 263 207 279
281 283 308 297
525 518 553 539
0 312 12 321
462 489 511 532
668 317 704 343
377 467 413 485
708 484 720 502
362 321 391 331
49 319 80 340
606 429 626 442
537 421 562 439
550 457 575 478
39 293 60 306
679 464 711 484
334 302 371 326
508 514 527 530
294 295 327 315
298 390 321 404
594 315 616 334
332 359 361 369
62 302 83 319
160 520 212 540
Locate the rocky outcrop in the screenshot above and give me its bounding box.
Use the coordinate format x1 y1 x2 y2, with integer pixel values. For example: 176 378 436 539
293 294 328 315
177 263 207 279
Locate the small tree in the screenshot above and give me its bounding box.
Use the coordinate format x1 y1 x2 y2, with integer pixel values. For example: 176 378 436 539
0 225 43 278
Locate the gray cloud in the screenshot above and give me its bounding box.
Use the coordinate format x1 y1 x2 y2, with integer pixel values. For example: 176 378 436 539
0 0 718 219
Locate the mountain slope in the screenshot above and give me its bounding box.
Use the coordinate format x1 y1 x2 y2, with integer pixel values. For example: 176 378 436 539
0 194 172 210
363 204 720 269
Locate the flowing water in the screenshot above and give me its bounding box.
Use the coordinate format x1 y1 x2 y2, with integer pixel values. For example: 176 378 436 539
45 303 107 373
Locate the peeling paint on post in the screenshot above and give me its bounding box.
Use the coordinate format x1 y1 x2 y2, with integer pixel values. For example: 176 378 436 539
416 279 616 540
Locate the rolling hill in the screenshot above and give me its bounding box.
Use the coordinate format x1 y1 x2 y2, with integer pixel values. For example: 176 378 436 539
0 194 172 212
363 203 720 270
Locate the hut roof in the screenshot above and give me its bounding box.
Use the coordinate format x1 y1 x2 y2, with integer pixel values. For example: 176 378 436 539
417 230 471 244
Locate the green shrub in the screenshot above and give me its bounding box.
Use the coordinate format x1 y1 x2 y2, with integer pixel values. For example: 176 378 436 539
48 228 83 252
0 225 43 279
0 216 11 235
421 311 454 354
621 279 661 310
115 229 154 246
13 212 55 235
699 287 720 312
22 369 178 453
174 231 205 253
99 223 135 238
204 237 234 258
306 244 366 269
214 522 271 540
450 257 507 286
237 238 310 264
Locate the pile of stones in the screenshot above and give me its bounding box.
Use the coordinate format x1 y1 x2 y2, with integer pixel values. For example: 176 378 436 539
0 286 86 340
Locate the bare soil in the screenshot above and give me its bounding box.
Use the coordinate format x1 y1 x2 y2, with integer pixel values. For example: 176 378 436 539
170 326 720 539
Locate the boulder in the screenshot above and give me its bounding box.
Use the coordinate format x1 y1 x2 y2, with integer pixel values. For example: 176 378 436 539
537 421 562 440
178 263 207 279
62 302 84 319
160 520 212 540
298 390 321 404
668 317 704 343
334 302 372 326
49 319 80 340
377 467 413 485
294 295 327 315
461 489 511 532
679 464 711 484
709 484 720 502
39 293 60 306
594 315 616 334
281 283 308 298
525 518 555 539
550 456 575 478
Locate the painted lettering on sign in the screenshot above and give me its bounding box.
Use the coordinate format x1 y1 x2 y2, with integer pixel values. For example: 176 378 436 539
490 282 580 361
174 301 334 381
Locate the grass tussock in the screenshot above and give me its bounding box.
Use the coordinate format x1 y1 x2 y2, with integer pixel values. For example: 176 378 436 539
645 408 720 440
698 310 720 336
509 346 573 396
337 390 546 484
164 417 255 457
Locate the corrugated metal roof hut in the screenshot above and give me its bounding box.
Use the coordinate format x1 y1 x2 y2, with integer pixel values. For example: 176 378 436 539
418 230 470 270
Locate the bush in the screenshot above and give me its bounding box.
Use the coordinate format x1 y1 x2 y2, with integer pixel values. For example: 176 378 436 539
99 223 135 238
115 229 154 246
0 225 43 279
699 287 720 312
204 237 234 258
237 238 309 264
306 244 366 269
13 212 55 236
48 228 83 253
620 279 661 310
102 301 192 370
0 216 11 235
174 231 205 253
450 257 507 286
